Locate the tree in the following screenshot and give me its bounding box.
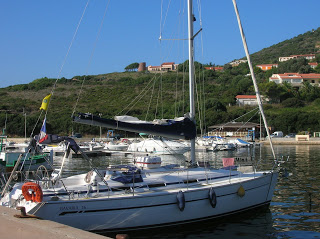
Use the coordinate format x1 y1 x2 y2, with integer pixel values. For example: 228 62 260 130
177 60 203 72
282 98 304 108
205 99 227 112
223 64 232 71
299 81 320 102
236 77 253 94
260 81 286 103
314 64 320 73
125 63 139 72
298 65 312 74
278 58 310 73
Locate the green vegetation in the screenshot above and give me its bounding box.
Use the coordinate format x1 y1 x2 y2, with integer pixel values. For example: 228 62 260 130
1 27 320 137
250 28 320 64
125 62 139 72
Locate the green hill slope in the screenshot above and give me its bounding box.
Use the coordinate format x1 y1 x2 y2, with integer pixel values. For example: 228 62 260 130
1 27 320 137
250 27 320 64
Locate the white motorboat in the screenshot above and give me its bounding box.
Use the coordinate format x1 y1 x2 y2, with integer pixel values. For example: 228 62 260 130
42 142 67 153
104 140 129 151
127 137 191 155
229 138 253 148
79 141 104 151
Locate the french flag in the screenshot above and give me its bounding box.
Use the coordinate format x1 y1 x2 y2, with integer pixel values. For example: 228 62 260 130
39 118 48 143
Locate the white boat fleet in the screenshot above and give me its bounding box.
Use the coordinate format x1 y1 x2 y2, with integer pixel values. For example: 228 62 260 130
38 135 253 156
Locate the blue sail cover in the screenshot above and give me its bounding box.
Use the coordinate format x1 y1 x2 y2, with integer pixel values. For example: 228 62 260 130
72 113 196 140
111 166 143 184
35 134 80 153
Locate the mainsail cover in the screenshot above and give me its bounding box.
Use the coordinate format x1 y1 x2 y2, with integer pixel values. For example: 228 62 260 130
34 134 80 153
73 113 196 140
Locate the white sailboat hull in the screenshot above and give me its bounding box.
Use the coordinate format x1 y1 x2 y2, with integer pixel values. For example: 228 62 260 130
24 171 277 231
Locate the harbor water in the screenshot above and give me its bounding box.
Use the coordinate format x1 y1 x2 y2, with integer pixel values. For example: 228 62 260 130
52 145 320 239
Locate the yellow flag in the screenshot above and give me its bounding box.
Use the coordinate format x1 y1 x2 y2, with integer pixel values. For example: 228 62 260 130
40 94 52 111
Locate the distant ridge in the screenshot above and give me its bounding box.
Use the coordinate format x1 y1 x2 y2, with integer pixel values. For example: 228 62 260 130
249 27 320 64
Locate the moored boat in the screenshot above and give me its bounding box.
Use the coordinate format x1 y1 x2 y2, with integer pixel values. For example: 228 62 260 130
0 0 279 232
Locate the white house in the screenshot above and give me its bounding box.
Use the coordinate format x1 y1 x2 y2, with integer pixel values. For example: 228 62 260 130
235 95 258 106
147 62 179 72
279 54 315 62
229 59 247 67
269 73 320 87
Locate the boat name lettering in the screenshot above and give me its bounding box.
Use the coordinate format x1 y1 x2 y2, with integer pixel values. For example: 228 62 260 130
60 205 86 211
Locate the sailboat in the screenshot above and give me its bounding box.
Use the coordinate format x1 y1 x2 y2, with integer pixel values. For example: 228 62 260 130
0 0 278 232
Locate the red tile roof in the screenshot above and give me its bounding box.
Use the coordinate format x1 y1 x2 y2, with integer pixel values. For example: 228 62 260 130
161 62 175 66
256 64 278 67
235 95 256 99
270 73 320 80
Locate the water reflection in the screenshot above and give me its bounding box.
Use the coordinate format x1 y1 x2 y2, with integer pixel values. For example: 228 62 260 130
268 145 320 238
122 208 275 239
53 145 320 238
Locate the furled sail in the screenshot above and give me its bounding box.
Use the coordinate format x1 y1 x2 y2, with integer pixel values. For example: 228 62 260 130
72 113 196 140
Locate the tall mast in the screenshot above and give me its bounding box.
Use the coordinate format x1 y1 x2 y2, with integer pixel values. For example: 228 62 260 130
187 0 196 164
232 0 276 160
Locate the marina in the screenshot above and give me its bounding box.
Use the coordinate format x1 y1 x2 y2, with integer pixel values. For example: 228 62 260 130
0 0 319 238
1 144 319 238
53 144 320 238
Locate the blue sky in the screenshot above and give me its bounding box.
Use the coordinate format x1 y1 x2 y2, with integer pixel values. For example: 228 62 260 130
0 0 319 88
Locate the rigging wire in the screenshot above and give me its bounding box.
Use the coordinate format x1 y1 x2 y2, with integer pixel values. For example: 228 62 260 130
208 107 260 135
159 0 172 41
159 0 173 120
117 75 159 116
159 0 188 120
232 0 276 160
193 0 206 137
31 0 91 138
198 0 207 136
174 0 186 118
46 0 91 117
154 83 161 119
145 76 157 121
234 110 259 134
72 0 111 118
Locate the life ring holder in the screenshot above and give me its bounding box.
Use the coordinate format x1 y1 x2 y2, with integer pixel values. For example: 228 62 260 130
122 138 129 143
22 182 43 203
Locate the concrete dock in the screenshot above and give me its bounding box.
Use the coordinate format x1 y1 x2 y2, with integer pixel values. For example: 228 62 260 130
0 206 111 239
260 137 320 145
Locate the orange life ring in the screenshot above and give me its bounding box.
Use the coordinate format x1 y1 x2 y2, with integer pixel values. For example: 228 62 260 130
22 182 43 203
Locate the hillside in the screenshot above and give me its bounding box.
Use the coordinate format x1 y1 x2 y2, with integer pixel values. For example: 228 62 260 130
250 27 320 64
1 27 320 137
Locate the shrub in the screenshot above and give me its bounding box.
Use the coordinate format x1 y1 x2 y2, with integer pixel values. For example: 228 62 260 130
282 98 304 108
